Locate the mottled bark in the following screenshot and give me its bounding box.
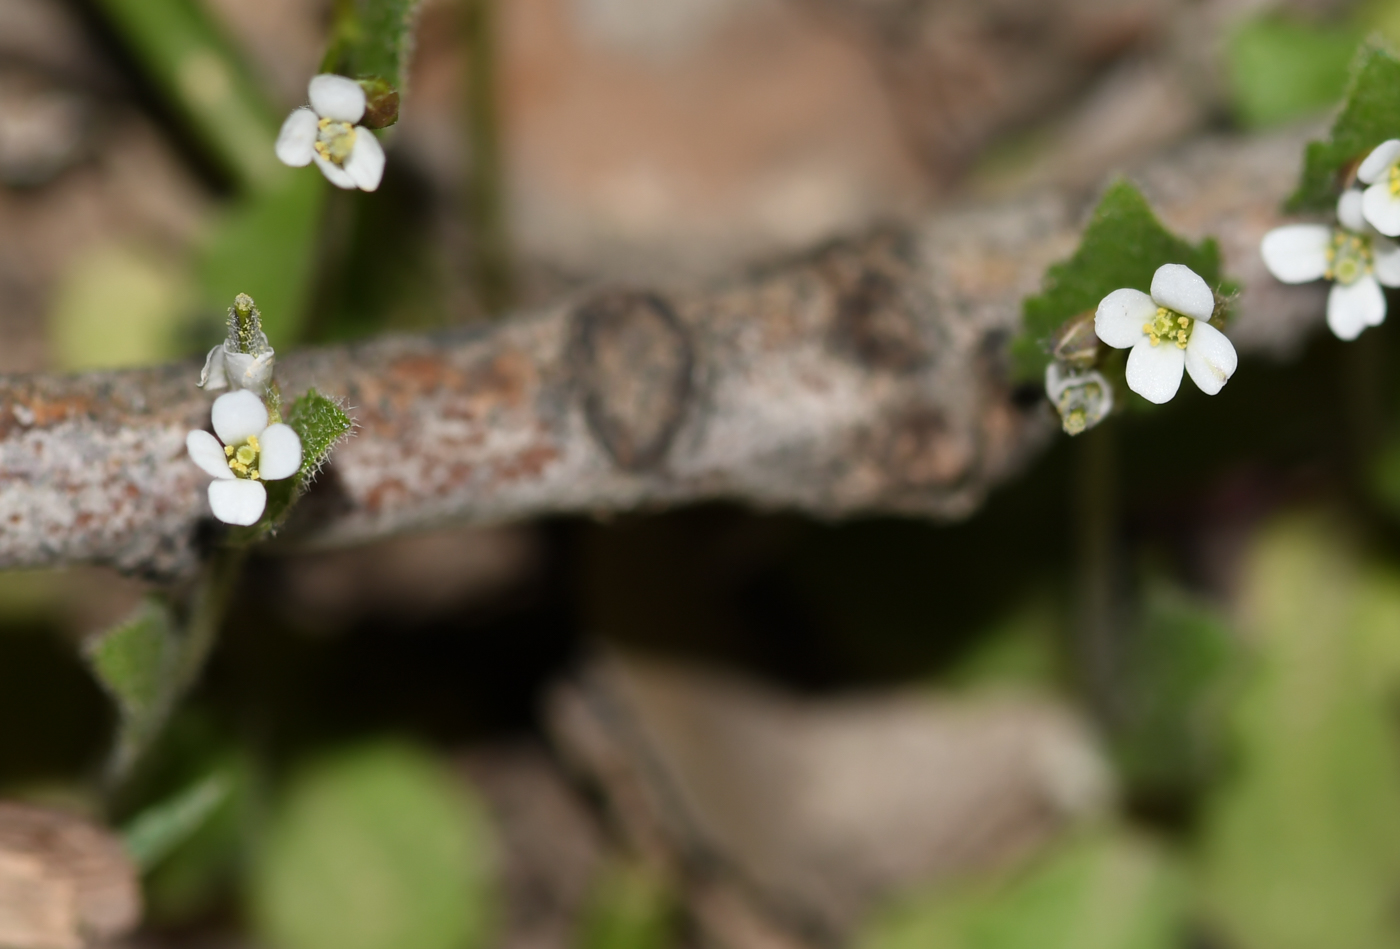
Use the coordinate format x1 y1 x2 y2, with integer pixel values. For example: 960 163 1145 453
0 125 1323 578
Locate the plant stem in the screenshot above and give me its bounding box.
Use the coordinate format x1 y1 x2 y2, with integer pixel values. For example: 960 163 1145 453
461 0 515 316
1074 423 1121 727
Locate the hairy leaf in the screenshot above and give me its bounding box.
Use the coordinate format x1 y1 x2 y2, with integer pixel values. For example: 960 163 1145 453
123 772 230 873
84 598 180 782
1289 40 1400 211
288 388 355 481
1012 180 1224 382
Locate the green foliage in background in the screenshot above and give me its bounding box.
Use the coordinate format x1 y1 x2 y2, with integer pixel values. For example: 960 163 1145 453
861 831 1187 949
1111 580 1235 802
1012 181 1225 382
1227 17 1362 130
88 0 280 191
1198 517 1400 949
1289 40 1400 211
577 860 676 949
84 598 180 783
250 741 493 949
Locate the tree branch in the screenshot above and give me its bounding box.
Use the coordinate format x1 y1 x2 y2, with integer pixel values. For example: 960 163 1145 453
0 125 1323 578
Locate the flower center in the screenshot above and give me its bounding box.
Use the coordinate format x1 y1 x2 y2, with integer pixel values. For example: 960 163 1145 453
314 118 357 166
1324 230 1373 285
1143 307 1192 350
224 434 262 480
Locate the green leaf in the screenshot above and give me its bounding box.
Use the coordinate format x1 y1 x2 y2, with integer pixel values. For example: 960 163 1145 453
1226 17 1362 129
859 830 1187 949
84 598 181 783
1111 579 1236 803
1012 180 1225 382
1198 515 1400 949
577 860 675 949
287 388 355 481
88 0 283 191
1289 39 1400 211
122 772 230 873
324 0 426 95
249 741 494 949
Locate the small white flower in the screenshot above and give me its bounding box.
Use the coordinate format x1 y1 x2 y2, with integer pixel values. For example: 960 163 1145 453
1357 140 1400 237
1046 362 1113 435
1260 190 1400 341
187 390 303 526
1094 263 1237 405
275 74 385 191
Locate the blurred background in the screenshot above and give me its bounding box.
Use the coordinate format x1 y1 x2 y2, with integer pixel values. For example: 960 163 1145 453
8 0 1400 947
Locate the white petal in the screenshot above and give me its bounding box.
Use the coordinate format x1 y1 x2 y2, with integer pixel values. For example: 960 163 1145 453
187 429 235 479
208 479 267 526
308 74 365 124
258 423 303 481
1327 275 1386 340
1183 321 1237 396
344 128 385 192
1362 182 1400 237
198 345 228 390
1150 264 1215 321
1125 337 1185 405
313 153 357 190
275 107 318 167
211 389 268 446
1358 139 1400 184
1338 190 1369 233
1374 238 1400 286
1094 288 1156 349
1259 225 1332 283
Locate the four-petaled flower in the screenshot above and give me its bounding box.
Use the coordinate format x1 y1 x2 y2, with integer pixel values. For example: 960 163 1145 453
1094 263 1238 405
1260 190 1400 341
275 74 385 191
187 390 303 526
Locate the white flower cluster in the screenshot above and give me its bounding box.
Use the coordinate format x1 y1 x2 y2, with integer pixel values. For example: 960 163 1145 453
1261 140 1400 340
276 74 385 192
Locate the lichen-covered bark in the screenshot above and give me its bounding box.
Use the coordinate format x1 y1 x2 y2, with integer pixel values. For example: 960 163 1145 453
0 125 1321 579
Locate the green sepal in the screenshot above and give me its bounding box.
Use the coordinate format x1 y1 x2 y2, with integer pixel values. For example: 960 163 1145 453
1288 39 1400 212
1011 180 1227 383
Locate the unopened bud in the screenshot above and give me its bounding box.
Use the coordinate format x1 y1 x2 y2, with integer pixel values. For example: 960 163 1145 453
357 77 400 129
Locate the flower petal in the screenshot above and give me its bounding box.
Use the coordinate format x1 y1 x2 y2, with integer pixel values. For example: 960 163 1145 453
208 479 267 526
187 430 235 479
1327 274 1386 340
1125 337 1185 404
308 74 365 124
211 389 268 446
1150 263 1215 321
313 153 357 190
1338 190 1370 233
198 345 228 390
1375 237 1400 286
275 107 318 167
1094 288 1155 349
1183 321 1237 396
258 423 303 481
1362 182 1400 237
223 351 276 390
1259 225 1332 283
344 128 385 192
1358 139 1400 184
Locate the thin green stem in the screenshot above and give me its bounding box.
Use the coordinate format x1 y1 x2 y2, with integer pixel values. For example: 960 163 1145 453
1074 423 1121 727
461 0 515 316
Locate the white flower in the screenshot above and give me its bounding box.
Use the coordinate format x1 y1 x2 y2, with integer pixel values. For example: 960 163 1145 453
1358 140 1400 237
1260 190 1400 341
275 74 385 191
187 390 303 526
1046 362 1113 435
1094 263 1237 405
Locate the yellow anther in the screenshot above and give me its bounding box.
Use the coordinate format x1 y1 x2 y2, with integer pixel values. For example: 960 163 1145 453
224 444 234 456
1178 317 1189 327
